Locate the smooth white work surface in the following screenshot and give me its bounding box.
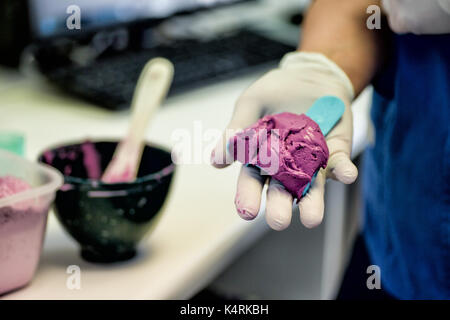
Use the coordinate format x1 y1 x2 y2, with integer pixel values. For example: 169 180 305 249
0 67 370 299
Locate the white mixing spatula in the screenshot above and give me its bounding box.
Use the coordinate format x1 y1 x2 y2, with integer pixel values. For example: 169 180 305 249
102 58 174 183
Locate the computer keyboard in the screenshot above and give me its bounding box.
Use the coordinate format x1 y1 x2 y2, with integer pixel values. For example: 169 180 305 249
45 29 296 109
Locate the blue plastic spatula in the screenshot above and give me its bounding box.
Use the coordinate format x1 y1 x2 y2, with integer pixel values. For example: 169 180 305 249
301 95 346 196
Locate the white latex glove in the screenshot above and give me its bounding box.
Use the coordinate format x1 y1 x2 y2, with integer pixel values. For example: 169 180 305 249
382 0 450 34
211 52 358 230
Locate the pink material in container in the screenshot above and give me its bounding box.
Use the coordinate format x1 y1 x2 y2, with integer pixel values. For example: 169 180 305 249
0 150 63 295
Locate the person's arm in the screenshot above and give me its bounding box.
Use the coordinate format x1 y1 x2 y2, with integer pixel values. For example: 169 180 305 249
300 0 389 95
211 0 391 230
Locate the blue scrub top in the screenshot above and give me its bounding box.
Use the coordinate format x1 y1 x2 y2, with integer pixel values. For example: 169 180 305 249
363 33 450 299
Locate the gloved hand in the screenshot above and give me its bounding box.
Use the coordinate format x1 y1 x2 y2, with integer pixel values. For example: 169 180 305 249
382 0 450 34
211 51 358 230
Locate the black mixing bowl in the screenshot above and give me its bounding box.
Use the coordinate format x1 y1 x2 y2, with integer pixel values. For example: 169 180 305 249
39 141 175 263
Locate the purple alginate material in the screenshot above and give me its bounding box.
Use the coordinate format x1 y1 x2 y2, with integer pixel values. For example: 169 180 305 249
0 176 31 199
80 141 102 180
230 112 329 200
44 141 102 180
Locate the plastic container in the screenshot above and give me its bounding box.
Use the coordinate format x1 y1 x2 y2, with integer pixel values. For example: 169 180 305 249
0 150 63 295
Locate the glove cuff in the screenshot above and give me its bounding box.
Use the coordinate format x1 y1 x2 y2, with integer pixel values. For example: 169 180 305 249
279 51 355 102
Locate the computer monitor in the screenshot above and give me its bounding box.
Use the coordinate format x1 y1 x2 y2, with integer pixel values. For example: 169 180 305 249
28 0 245 39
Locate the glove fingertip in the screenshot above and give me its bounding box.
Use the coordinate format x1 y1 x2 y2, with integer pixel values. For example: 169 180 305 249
332 159 358 184
299 198 324 229
266 215 290 231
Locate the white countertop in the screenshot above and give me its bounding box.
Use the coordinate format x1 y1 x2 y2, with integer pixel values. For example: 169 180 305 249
0 66 371 299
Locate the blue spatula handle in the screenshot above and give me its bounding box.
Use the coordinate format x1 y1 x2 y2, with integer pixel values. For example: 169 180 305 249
306 96 345 136
302 96 346 196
